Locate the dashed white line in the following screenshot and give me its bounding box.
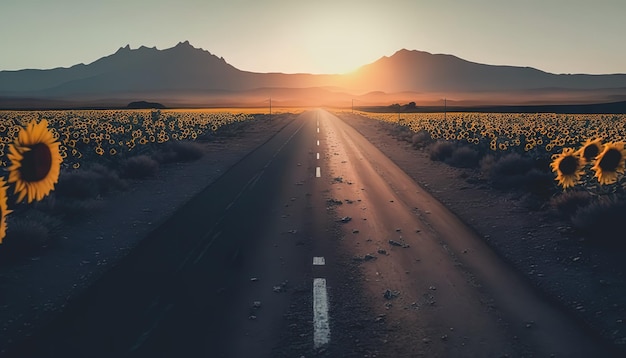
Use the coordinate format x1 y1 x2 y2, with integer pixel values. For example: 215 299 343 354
316 153 320 160
313 278 330 349
316 167 321 177
316 140 320 146
313 256 325 265
317 127 320 133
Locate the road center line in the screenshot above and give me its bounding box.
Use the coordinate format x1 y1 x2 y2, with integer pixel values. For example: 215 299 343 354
316 167 321 177
313 256 325 265
316 152 320 160
313 278 331 349
317 140 320 146
317 127 320 133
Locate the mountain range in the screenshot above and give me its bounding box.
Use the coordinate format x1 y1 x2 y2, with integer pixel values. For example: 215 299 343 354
1 41 625 108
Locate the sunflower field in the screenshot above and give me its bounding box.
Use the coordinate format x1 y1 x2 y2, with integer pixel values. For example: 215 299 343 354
361 111 626 188
358 111 626 240
0 109 255 244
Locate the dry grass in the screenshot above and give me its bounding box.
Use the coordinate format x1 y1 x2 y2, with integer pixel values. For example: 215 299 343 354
1 210 61 256
120 155 159 179
570 196 626 244
153 141 204 164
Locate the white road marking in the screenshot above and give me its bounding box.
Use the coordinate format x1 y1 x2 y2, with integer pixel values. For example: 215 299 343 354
316 153 320 160
317 140 320 146
317 127 320 133
313 278 330 349
316 167 321 177
313 256 325 265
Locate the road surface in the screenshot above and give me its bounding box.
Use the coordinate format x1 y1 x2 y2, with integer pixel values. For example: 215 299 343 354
4 109 618 357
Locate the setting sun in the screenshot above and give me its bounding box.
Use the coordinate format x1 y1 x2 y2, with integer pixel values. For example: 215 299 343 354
294 11 393 74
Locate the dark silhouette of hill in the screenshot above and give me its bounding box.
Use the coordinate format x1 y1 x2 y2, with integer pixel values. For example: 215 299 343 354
0 41 339 96
1 42 625 109
127 101 166 109
346 49 626 93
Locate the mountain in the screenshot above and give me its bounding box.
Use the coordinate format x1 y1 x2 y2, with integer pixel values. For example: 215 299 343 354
1 42 625 108
0 41 339 96
346 49 626 93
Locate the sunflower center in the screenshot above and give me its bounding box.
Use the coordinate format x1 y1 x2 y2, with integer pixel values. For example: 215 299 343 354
583 145 599 161
598 149 622 172
20 143 52 182
559 156 579 175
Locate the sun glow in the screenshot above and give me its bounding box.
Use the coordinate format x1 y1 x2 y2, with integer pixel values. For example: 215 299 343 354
280 6 396 75
301 33 388 74
300 29 376 74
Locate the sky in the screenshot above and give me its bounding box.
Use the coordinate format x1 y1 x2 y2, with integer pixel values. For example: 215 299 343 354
1 0 625 75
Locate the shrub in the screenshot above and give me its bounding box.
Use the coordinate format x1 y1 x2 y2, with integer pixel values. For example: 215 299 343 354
154 141 204 164
429 141 456 161
523 168 555 197
479 154 497 177
56 169 101 199
570 196 626 244
90 163 127 192
490 153 533 177
170 141 204 161
549 190 594 219
488 153 534 190
120 155 159 179
448 146 480 168
411 130 432 149
56 164 127 199
389 124 413 142
2 210 60 254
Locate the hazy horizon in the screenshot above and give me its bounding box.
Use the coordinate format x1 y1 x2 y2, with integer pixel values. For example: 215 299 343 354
1 0 625 75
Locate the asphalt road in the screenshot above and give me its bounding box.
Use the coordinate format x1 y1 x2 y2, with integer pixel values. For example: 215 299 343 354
4 110 619 357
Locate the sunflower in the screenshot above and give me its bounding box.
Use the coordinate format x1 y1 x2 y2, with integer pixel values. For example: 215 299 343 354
593 141 626 185
7 120 63 203
0 178 12 243
550 147 584 189
578 138 603 164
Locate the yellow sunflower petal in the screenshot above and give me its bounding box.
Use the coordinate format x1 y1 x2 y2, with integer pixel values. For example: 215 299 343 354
7 120 63 203
0 180 11 243
592 142 626 185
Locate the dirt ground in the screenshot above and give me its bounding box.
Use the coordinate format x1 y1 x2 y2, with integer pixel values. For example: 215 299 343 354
0 110 624 355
